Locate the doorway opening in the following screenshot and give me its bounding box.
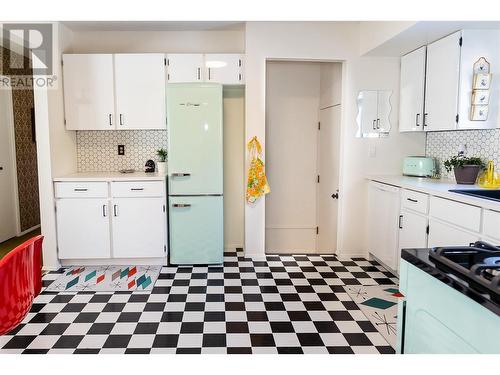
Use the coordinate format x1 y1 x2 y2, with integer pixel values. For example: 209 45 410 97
0 46 41 259
265 60 342 254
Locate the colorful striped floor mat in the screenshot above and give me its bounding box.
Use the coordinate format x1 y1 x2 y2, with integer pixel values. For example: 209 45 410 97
45 265 161 292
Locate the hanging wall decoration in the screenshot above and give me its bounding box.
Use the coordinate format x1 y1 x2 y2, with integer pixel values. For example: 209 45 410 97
470 57 491 121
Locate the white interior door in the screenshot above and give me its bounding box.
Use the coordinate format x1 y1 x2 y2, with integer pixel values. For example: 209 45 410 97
62 54 116 130
114 54 166 129
265 62 320 253
317 105 340 254
0 80 19 243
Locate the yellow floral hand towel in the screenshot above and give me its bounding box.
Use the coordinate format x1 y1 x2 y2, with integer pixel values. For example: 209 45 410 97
246 136 270 204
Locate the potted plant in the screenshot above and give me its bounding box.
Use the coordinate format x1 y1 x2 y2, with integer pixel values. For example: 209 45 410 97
443 155 485 185
156 148 168 175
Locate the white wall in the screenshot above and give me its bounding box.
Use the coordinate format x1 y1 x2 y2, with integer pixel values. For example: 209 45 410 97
223 87 245 249
338 56 426 257
69 30 244 53
244 21 426 259
359 22 417 56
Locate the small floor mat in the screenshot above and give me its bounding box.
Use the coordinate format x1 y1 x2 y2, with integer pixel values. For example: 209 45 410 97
45 265 161 292
343 285 402 348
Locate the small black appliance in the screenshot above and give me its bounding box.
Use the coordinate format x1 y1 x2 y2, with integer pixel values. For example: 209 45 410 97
145 159 156 173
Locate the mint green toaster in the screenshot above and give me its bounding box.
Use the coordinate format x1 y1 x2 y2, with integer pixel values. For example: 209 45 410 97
403 156 437 177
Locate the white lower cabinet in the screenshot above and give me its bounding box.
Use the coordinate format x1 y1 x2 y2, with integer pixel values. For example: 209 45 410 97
56 198 111 259
398 209 428 272
55 180 167 261
428 219 480 248
112 198 166 258
368 181 400 271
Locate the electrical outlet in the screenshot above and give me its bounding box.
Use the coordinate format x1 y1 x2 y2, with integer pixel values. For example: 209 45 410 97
118 145 125 155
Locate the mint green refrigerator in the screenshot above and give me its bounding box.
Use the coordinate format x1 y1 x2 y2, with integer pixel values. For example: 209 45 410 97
167 83 224 265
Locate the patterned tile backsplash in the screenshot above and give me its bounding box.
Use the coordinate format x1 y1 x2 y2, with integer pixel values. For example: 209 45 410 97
76 130 168 172
426 129 500 178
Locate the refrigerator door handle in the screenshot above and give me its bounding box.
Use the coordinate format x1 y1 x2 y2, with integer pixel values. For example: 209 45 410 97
172 203 192 208
171 173 191 177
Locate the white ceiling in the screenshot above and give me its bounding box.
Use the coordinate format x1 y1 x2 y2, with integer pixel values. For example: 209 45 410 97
62 21 245 32
366 21 500 56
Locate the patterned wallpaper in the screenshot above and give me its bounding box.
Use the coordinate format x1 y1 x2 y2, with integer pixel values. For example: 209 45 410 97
1 47 40 232
76 130 168 172
426 129 500 178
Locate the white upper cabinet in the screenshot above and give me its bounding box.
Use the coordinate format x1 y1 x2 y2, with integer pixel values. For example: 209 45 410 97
424 31 462 131
399 46 426 132
166 54 204 83
63 54 115 130
114 54 166 129
205 54 244 85
400 29 500 132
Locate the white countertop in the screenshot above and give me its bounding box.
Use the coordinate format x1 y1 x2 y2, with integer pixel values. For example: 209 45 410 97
53 171 167 182
367 175 500 211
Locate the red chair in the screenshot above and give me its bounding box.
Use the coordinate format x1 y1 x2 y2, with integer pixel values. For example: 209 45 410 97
0 235 44 335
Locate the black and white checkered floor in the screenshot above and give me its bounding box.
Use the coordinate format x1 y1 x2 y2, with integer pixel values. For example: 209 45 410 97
0 250 398 354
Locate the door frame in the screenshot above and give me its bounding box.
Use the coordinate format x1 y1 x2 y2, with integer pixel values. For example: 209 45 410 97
1 75 22 237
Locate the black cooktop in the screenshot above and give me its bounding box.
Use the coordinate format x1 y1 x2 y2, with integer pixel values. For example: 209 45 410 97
428 241 500 304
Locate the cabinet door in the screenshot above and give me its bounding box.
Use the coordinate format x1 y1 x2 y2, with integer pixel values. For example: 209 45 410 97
398 210 428 272
427 219 479 248
63 54 115 130
424 31 462 131
399 46 426 132
56 199 111 259
205 54 244 84
112 198 166 258
368 182 400 270
166 54 204 83
114 54 166 129
357 90 378 135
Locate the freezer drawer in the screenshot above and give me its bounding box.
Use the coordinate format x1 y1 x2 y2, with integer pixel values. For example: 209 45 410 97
169 195 223 265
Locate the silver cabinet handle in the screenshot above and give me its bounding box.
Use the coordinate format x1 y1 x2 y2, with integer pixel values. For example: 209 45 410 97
372 120 376 130
416 113 420 127
407 198 418 203
197 67 201 80
74 188 88 192
208 67 211 80
423 113 428 127
119 114 124 126
172 203 191 208
171 173 191 177
376 118 380 129
102 205 107 217
130 188 144 191
113 204 118 217
109 114 113 126
399 215 403 229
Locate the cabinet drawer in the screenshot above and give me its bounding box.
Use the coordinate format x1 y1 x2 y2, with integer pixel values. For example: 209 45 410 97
401 189 429 214
429 196 481 232
55 182 108 198
111 181 165 197
483 209 500 241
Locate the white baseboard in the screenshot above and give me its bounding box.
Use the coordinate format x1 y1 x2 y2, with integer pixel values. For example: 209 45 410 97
17 224 40 237
60 257 168 267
